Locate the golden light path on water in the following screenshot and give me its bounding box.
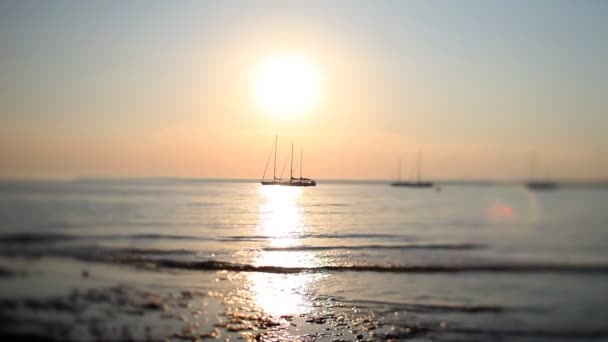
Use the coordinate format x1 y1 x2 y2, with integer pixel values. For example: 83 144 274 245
248 186 321 317
245 184 543 318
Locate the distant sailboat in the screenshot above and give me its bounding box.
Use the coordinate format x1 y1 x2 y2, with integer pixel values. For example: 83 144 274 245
391 151 433 188
261 135 316 187
525 154 557 190
526 181 557 190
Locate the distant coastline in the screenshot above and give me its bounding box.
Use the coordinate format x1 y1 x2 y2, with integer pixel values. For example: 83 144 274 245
2 177 608 188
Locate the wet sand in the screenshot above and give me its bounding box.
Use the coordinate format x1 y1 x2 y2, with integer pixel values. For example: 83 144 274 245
0 258 438 341
2 257 608 341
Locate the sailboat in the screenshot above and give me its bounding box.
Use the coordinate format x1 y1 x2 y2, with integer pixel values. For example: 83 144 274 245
261 135 316 187
391 151 433 188
526 181 557 190
525 155 557 190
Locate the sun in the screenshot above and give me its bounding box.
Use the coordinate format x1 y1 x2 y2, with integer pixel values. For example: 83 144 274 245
253 54 321 117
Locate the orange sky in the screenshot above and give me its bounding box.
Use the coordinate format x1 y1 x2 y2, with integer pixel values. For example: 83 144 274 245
1 1 607 180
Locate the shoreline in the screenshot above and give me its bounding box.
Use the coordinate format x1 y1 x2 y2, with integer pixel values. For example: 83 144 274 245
2 257 608 341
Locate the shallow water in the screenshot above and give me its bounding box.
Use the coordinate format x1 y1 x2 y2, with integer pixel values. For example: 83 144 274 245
1 180 607 340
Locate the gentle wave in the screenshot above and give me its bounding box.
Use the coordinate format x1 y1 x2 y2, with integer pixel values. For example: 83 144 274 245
299 203 350 207
340 298 505 313
1 243 607 275
0 233 80 243
0 232 414 244
261 243 484 251
224 233 413 241
113 258 608 275
2 243 479 256
0 233 208 243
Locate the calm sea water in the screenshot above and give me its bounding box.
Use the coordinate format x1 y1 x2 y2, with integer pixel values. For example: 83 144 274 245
1 179 607 340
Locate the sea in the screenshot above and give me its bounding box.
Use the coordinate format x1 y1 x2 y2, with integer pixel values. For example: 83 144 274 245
0 179 607 341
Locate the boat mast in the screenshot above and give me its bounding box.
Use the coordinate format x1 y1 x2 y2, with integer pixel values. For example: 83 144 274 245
397 159 401 182
417 150 422 183
529 153 537 181
300 148 303 180
290 143 294 181
273 134 277 180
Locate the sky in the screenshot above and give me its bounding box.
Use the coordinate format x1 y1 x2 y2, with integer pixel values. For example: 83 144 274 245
0 0 607 180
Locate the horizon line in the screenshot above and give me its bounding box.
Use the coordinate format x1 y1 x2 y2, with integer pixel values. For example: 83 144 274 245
1 176 608 186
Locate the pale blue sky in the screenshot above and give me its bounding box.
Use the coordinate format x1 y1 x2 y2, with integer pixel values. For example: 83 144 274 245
0 1 606 179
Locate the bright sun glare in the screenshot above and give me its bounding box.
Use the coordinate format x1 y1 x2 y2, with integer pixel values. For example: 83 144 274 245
254 54 320 117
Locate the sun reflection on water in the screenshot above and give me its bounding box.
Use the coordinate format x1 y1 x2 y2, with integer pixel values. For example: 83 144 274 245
248 185 320 317
257 186 304 247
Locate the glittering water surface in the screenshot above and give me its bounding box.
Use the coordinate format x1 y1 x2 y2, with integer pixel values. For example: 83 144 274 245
1 180 608 340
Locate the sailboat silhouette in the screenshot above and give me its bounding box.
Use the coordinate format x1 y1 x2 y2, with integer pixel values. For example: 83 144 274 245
261 134 316 187
525 154 557 190
391 150 433 188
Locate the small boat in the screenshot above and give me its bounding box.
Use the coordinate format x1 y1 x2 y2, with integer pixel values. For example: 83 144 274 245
524 154 557 191
391 180 434 188
391 150 434 188
525 181 557 190
261 135 316 187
